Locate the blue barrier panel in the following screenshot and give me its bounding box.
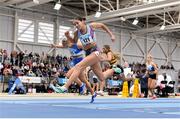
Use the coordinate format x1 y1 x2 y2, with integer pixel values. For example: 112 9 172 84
58 78 68 85
108 80 123 87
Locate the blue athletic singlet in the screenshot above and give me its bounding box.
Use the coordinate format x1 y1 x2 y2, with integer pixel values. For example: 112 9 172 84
69 44 84 66
69 44 83 57
147 64 156 79
147 65 155 71
78 25 98 56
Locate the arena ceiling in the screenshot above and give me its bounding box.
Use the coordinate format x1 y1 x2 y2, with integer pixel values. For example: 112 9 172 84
0 0 180 37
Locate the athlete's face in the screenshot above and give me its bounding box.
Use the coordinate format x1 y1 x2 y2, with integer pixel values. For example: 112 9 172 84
103 46 110 53
73 20 85 30
103 47 108 53
147 55 152 62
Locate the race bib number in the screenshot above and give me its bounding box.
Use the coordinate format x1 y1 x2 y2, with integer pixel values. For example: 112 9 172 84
80 34 94 45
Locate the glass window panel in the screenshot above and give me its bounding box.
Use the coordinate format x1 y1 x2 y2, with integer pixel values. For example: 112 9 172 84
38 22 54 44
18 18 34 42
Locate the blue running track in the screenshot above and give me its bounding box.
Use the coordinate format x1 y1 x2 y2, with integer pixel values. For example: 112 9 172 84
0 97 180 118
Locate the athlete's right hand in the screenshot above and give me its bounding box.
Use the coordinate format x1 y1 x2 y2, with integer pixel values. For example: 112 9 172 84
65 31 70 37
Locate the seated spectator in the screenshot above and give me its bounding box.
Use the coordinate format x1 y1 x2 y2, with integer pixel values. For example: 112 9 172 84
2 64 12 92
156 72 173 97
27 69 36 77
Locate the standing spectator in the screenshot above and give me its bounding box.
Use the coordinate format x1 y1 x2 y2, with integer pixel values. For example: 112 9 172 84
40 52 47 63
10 51 18 66
18 51 24 67
0 49 3 63
3 50 8 62
139 69 148 98
56 55 62 65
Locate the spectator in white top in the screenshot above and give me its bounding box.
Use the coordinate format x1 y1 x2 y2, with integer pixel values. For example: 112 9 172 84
0 63 3 71
156 72 172 97
157 72 172 87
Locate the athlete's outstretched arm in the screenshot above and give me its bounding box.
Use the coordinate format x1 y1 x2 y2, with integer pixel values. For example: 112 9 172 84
90 22 115 42
51 44 64 48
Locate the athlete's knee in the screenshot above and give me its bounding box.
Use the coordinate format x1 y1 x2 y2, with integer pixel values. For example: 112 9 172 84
74 64 84 71
94 51 100 57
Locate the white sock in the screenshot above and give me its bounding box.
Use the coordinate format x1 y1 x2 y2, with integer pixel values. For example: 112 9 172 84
62 86 67 91
99 90 103 93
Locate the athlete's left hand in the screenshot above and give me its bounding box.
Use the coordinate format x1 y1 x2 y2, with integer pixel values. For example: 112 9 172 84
51 44 56 48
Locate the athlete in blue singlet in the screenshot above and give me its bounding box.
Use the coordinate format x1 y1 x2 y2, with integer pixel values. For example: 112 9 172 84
69 43 84 67
146 54 158 99
50 38 95 99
